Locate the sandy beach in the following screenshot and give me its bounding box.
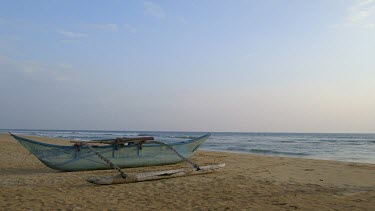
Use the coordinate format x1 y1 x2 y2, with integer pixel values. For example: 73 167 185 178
0 133 374 210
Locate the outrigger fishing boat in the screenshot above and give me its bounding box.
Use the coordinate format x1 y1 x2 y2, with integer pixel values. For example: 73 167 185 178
10 133 225 185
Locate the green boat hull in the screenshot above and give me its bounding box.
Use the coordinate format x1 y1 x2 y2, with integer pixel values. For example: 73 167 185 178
10 133 210 171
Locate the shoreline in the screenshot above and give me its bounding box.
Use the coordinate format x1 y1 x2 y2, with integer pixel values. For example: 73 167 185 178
1 133 374 210
202 148 375 165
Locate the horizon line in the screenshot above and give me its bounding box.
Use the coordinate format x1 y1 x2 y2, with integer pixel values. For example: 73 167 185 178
1 128 374 135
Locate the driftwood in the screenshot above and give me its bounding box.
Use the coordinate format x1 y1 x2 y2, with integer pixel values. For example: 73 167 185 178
86 163 225 185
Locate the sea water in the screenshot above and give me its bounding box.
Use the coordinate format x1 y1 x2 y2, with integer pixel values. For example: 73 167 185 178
2 129 374 164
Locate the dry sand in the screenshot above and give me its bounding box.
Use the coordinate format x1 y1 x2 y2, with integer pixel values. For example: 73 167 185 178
0 133 374 210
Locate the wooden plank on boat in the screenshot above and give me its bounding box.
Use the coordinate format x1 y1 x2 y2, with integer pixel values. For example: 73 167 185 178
70 137 154 145
86 163 225 185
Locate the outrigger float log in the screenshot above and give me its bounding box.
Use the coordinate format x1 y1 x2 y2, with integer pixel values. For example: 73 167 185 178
10 133 225 185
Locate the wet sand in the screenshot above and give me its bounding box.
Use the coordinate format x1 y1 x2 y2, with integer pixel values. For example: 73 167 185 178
0 133 374 210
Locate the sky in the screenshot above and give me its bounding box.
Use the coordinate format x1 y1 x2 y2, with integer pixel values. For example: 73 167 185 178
0 0 375 133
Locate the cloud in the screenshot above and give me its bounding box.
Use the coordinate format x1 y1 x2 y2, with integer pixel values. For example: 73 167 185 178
179 17 188 24
143 1 166 19
58 30 86 38
124 24 137 33
347 0 375 28
86 23 137 33
88 23 119 32
0 54 73 83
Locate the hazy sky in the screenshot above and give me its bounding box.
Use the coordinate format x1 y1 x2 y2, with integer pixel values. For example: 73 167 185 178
1 0 375 132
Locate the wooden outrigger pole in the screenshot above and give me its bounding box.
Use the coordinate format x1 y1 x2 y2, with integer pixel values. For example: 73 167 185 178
86 163 226 185
71 137 225 185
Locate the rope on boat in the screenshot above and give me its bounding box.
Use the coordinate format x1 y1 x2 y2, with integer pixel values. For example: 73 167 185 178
148 141 200 170
85 144 127 178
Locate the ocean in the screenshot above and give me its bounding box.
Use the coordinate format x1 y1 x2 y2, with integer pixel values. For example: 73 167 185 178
2 129 375 164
